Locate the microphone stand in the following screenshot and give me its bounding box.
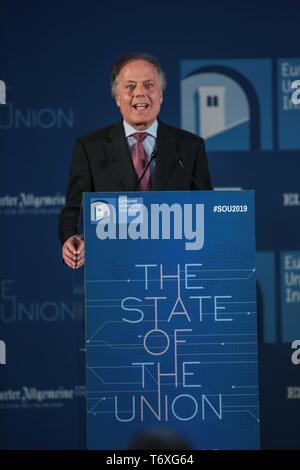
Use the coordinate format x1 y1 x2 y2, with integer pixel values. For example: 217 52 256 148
175 155 203 190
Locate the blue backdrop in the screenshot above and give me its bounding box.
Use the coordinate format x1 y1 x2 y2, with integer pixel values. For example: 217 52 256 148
1 0 300 449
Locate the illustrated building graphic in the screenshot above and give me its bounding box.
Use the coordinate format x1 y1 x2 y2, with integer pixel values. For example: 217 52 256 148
198 86 226 139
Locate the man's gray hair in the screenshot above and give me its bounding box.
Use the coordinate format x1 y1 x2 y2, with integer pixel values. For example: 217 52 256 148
111 53 167 97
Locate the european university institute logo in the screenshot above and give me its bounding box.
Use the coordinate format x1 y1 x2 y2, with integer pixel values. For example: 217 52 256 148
90 201 111 222
181 58 300 151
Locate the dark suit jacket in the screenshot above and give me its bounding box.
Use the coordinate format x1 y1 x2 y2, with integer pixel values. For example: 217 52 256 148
59 120 212 244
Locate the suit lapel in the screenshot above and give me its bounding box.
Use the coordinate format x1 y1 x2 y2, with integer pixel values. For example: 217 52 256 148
153 121 176 190
103 121 136 190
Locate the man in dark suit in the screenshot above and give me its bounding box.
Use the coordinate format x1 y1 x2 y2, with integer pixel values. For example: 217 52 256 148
59 53 212 269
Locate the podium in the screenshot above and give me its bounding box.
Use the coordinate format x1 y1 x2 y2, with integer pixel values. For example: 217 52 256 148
82 190 260 450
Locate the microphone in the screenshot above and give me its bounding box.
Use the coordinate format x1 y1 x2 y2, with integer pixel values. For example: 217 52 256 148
174 154 203 190
134 151 157 191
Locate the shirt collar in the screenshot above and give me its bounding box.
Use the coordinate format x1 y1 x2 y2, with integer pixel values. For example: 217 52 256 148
123 119 158 138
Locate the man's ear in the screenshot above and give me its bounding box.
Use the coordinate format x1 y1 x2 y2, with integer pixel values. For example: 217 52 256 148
115 94 120 107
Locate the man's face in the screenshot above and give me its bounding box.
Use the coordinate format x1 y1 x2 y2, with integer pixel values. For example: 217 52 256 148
115 59 163 130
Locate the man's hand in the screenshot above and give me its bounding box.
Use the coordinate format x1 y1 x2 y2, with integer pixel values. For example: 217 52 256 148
62 235 85 269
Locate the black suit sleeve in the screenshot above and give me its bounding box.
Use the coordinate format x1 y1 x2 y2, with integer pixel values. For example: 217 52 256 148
59 138 94 245
192 138 213 190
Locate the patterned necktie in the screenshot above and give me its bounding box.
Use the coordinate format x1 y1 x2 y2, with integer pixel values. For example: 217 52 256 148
132 132 152 191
